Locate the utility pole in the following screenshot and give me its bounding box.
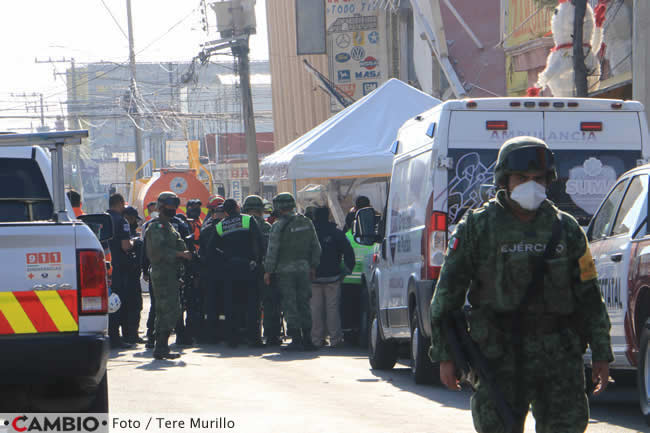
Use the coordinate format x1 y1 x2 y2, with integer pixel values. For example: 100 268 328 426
573 0 589 96
205 0 261 195
35 57 79 129
35 57 82 191
234 38 261 195
229 0 261 195
126 0 144 175
39 94 45 128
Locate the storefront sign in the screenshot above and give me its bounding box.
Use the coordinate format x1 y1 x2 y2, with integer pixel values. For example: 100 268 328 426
326 0 388 112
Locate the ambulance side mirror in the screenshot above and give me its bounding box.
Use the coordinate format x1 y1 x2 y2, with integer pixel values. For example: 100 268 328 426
354 207 379 246
79 213 114 243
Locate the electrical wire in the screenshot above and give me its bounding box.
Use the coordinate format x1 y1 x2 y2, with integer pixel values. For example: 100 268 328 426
99 0 129 41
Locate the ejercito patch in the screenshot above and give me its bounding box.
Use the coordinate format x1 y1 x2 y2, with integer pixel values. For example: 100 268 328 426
578 248 598 281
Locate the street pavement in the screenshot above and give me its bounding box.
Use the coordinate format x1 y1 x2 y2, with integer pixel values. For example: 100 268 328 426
107 295 648 433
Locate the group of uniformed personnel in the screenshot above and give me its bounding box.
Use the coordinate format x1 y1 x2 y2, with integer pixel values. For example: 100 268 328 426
135 189 324 358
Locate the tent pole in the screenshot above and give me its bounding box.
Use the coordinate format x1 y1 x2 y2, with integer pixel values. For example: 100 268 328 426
292 179 297 196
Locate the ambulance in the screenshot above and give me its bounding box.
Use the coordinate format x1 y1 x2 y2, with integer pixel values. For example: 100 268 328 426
367 97 650 386
0 131 111 412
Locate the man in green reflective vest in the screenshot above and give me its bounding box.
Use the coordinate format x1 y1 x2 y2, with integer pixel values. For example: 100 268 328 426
209 198 264 347
343 230 374 285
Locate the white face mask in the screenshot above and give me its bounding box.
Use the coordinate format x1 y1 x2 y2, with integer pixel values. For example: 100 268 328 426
150 211 159 219
510 180 547 211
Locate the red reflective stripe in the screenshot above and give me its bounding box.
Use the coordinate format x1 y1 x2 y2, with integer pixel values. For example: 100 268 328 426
13 291 58 333
0 310 13 334
58 290 78 322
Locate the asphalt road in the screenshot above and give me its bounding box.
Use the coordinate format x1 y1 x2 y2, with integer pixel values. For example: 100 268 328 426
107 297 648 433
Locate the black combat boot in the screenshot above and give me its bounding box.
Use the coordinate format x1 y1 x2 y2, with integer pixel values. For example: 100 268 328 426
153 332 181 360
282 332 303 351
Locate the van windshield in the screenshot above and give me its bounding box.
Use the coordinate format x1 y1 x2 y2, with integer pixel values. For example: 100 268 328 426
445 149 641 226
0 158 53 222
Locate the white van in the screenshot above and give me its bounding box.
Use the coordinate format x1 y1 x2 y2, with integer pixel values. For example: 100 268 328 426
368 97 650 385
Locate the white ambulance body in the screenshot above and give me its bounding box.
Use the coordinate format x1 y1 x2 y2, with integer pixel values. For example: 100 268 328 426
368 97 650 385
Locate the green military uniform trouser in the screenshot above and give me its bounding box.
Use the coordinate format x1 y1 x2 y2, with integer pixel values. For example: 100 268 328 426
151 270 182 336
276 271 312 332
471 329 588 433
262 277 282 339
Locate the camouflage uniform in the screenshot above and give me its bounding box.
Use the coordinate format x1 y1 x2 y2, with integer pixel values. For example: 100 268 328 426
264 201 321 343
145 217 186 343
252 214 281 341
430 190 613 433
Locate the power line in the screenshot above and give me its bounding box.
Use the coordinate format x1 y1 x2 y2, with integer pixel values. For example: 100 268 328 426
136 8 199 56
99 0 129 41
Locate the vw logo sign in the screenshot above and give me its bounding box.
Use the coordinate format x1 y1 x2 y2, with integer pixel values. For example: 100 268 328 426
351 46 365 61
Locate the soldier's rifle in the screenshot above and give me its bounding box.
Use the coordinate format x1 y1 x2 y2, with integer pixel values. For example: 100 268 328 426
443 309 517 432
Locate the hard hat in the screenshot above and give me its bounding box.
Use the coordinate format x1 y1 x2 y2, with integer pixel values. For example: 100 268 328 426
272 192 296 210
494 136 557 188
207 194 225 210
157 191 180 208
242 195 264 212
108 292 121 313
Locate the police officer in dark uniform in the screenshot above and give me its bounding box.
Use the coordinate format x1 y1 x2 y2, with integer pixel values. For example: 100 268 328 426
208 199 264 347
199 195 225 343
122 206 144 344
106 193 134 349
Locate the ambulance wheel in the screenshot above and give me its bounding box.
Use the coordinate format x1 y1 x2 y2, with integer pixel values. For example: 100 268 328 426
638 322 650 425
410 309 436 384
88 372 109 413
369 309 397 370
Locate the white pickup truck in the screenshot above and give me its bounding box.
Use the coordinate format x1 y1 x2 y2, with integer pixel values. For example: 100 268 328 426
0 131 112 413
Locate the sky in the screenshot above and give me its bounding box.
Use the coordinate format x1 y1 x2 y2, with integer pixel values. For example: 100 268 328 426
0 0 269 131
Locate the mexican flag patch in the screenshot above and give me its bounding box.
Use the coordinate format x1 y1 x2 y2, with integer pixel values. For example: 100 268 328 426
448 236 459 251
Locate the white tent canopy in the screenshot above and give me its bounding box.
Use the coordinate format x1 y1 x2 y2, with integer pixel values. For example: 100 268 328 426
260 79 441 182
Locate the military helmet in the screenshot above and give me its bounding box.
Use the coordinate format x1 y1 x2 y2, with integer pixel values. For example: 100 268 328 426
494 136 557 187
272 192 296 210
242 195 264 212
157 191 180 208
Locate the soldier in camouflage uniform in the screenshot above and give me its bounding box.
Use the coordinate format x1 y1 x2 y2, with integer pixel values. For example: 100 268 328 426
145 192 192 359
243 195 282 345
264 193 321 351
430 136 613 433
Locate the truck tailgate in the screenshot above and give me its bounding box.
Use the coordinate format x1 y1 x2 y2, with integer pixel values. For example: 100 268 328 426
0 224 78 335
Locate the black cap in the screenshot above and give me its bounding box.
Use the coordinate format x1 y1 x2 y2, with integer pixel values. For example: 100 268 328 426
123 206 142 220
223 199 239 214
355 196 370 209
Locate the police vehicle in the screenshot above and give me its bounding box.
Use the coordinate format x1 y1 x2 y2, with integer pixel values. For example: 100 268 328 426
587 164 650 424
0 131 112 412
367 97 650 387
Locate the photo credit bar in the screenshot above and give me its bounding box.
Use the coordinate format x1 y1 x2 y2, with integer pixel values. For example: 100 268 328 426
0 414 109 433
0 414 242 433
